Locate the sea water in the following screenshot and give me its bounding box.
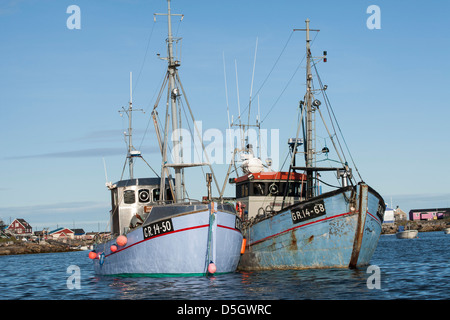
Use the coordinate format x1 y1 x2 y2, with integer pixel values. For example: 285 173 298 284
0 231 449 300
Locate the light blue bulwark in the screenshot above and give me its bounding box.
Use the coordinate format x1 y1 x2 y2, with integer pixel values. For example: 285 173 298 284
93 202 243 276
238 183 384 270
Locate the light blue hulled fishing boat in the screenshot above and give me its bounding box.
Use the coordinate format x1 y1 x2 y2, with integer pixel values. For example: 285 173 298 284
90 0 242 276
227 19 385 270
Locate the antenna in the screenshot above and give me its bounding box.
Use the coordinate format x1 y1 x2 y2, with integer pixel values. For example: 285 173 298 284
257 95 261 158
235 59 244 150
103 157 108 183
223 52 233 154
119 71 144 180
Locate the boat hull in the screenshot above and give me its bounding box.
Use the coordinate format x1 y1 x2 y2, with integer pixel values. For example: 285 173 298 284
396 230 418 239
444 228 450 234
92 204 243 276
238 183 384 270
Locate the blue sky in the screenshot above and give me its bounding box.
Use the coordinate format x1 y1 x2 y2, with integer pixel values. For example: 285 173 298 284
1 0 450 232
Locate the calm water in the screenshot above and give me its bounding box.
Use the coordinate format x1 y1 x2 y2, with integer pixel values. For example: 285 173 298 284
1 231 449 300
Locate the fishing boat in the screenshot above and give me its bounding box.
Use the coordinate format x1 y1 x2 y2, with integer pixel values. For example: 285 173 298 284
396 225 418 239
444 223 450 234
225 19 385 270
90 0 243 276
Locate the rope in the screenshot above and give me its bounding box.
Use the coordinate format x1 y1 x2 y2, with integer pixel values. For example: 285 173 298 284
133 20 156 94
205 203 216 274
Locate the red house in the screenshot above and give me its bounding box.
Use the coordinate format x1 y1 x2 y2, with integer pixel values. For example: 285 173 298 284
7 219 33 237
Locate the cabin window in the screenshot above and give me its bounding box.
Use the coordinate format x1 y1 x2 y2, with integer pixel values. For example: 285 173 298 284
152 188 160 201
286 182 299 196
166 188 174 201
253 182 266 196
123 190 135 204
138 189 150 203
286 182 306 197
236 183 250 198
242 184 249 197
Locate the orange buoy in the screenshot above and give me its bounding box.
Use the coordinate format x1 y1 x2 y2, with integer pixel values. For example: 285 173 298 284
88 251 97 259
110 245 118 252
208 262 216 274
116 235 127 247
240 238 246 254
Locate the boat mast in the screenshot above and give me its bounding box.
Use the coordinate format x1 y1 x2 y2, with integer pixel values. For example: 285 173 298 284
165 0 183 202
305 18 315 198
293 19 320 198
154 1 222 201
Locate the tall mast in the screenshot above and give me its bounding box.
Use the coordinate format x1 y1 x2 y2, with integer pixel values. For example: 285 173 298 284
305 18 314 198
294 19 319 198
166 0 182 202
154 1 221 201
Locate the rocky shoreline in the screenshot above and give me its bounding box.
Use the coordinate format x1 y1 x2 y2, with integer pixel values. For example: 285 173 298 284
382 219 449 235
0 240 88 256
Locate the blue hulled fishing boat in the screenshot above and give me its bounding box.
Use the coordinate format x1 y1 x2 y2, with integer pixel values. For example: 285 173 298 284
90 0 242 276
228 19 385 270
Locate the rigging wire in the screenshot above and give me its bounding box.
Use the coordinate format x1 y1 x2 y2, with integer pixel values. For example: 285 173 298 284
178 90 207 182
260 32 319 124
133 20 156 94
311 60 363 182
138 72 169 150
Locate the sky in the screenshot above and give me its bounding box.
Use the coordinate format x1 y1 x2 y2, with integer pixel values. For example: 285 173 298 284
1 0 450 232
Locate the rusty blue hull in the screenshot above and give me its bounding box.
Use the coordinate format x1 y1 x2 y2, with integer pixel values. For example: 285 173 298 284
238 183 385 270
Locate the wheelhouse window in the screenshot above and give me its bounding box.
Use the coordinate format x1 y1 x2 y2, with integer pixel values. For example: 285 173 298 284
267 182 305 197
166 188 174 201
152 188 160 201
240 183 249 197
286 182 301 196
123 190 135 204
252 182 266 196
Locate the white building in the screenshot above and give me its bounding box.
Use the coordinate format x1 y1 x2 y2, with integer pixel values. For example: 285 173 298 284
383 207 395 223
